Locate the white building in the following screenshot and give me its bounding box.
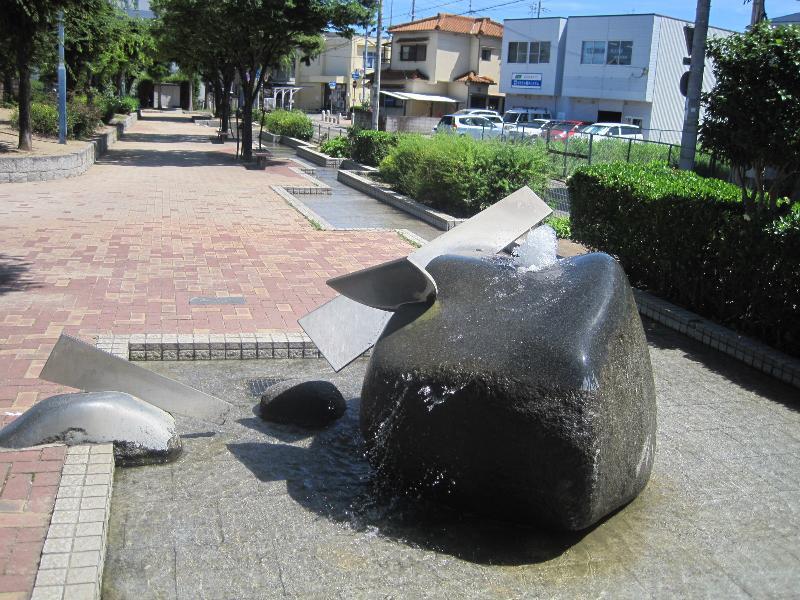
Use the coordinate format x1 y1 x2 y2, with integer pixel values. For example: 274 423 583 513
500 14 733 143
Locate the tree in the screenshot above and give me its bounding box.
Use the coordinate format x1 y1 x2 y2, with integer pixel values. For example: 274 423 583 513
152 0 236 132
155 0 371 160
700 22 800 212
0 0 79 150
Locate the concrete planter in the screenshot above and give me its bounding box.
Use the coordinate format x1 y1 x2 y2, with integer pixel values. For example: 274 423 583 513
337 169 465 231
0 111 138 184
296 145 345 168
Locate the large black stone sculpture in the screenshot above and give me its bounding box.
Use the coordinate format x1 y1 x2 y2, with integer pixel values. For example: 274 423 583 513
360 251 657 531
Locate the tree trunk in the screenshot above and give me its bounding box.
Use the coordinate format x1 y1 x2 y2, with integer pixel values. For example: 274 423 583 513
241 89 253 161
219 72 233 134
16 34 33 151
211 79 222 118
2 70 14 104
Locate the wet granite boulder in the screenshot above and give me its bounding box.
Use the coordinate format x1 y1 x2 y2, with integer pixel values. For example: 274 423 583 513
260 379 346 428
360 251 656 531
0 391 181 466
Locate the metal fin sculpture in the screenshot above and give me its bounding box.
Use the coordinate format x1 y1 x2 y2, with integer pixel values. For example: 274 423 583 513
39 334 232 424
300 186 552 371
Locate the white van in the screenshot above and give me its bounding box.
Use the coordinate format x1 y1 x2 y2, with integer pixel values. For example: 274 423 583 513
502 108 553 135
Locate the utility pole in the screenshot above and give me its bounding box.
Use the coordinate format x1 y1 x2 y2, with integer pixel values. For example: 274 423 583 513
678 0 710 171
750 0 766 25
362 21 369 104
371 0 383 130
57 10 67 145
411 0 415 21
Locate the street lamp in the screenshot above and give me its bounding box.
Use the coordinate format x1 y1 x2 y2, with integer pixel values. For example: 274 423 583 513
57 10 67 144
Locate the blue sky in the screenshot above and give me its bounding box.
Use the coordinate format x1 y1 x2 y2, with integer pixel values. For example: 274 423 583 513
379 0 800 32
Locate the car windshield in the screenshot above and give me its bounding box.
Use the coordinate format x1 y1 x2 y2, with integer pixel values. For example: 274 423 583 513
580 125 607 134
486 116 503 124
549 123 573 132
503 113 521 123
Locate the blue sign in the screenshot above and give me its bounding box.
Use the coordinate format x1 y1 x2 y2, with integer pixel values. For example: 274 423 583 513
511 73 543 88
351 70 361 80
328 81 337 89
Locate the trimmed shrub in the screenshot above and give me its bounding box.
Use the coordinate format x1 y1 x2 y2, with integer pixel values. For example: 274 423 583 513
569 161 800 355
379 134 550 217
545 214 571 239
68 101 101 138
320 135 351 158
97 93 139 122
349 129 399 166
11 100 101 139
265 109 313 141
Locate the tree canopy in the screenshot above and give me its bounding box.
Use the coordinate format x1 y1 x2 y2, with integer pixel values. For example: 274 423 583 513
701 21 800 210
154 0 372 159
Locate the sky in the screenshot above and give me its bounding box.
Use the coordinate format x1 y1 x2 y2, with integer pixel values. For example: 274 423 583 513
378 0 800 32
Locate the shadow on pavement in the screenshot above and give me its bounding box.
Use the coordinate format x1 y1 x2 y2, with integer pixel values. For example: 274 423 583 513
119 132 215 145
96 148 238 168
227 412 595 567
643 318 798 410
0 254 40 295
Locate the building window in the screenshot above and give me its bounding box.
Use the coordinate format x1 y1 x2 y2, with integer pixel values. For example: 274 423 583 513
528 41 550 64
607 41 633 65
507 42 527 63
400 44 426 61
481 47 492 61
581 41 606 64
365 52 376 69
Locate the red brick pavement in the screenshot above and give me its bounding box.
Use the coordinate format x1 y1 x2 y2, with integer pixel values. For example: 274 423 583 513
0 446 64 598
0 110 411 598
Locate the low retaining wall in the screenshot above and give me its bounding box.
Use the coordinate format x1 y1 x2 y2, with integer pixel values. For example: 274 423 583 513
0 111 138 184
337 169 464 231
296 145 345 168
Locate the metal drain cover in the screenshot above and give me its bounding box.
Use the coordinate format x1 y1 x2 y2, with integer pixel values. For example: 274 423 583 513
246 378 286 397
189 296 246 305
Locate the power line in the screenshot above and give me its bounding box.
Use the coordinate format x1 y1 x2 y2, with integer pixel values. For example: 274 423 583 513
457 0 528 16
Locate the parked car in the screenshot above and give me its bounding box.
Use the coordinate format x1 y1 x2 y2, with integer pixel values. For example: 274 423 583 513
454 109 502 118
502 107 553 135
544 120 590 141
511 118 554 138
433 114 503 140
576 122 644 140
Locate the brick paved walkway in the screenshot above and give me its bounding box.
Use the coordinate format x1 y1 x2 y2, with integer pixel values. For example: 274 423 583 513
0 110 411 598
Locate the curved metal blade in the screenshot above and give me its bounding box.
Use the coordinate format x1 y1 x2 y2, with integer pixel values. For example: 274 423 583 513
39 334 232 424
326 257 436 311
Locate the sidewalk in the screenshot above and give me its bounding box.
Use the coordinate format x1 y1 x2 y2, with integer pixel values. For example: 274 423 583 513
0 109 412 598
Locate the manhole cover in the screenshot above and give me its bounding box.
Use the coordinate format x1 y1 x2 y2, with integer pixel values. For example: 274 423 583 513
246 378 286 397
189 296 246 305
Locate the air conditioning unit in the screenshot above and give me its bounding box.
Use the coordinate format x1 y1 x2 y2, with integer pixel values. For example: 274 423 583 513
624 116 643 127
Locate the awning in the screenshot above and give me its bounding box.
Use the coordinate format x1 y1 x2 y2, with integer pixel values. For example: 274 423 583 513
380 91 459 103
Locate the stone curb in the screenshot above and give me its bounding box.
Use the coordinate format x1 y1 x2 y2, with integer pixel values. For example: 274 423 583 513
0 112 138 184
633 289 800 389
337 169 465 231
271 185 335 230
31 444 114 600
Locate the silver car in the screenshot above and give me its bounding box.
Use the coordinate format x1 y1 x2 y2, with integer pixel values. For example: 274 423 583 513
433 115 503 140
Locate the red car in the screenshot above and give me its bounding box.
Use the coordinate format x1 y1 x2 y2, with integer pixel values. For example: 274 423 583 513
545 120 590 141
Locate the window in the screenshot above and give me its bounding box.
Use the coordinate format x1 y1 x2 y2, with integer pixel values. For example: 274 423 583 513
581 41 606 64
607 41 633 65
481 47 492 61
400 44 426 61
507 42 528 63
365 52 376 69
528 41 550 64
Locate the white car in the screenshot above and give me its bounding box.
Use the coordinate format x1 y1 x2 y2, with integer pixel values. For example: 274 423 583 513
502 108 553 136
453 109 502 118
510 118 553 138
577 123 644 140
433 114 504 140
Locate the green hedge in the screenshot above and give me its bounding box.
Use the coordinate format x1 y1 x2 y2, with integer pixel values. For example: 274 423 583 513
98 93 139 122
265 109 313 141
349 129 399 166
11 100 101 139
320 135 351 158
569 161 800 356
379 134 550 217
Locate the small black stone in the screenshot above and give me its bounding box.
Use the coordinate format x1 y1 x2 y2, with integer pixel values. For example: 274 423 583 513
259 379 346 428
